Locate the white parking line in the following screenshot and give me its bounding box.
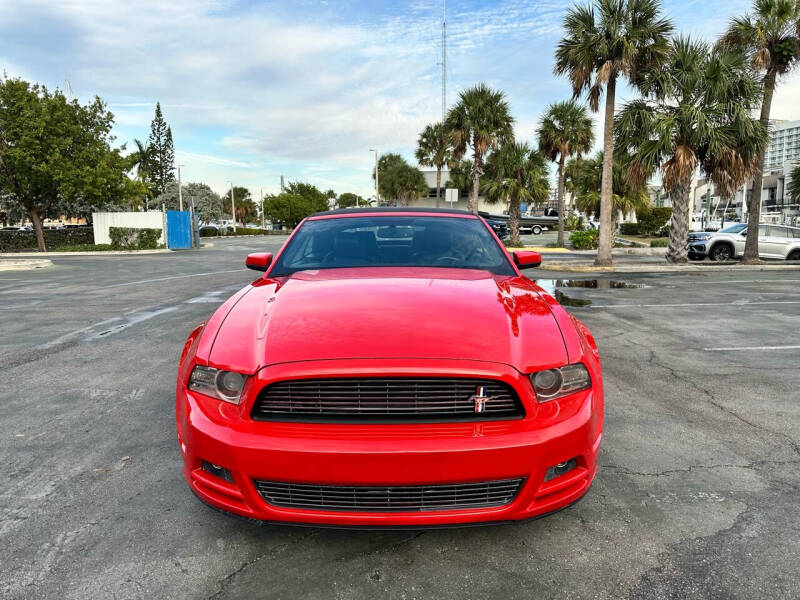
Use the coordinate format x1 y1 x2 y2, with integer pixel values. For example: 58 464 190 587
590 300 800 309
704 345 800 352
100 269 247 289
698 279 800 285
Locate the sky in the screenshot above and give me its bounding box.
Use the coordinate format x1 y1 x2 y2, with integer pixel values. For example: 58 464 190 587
2 0 799 200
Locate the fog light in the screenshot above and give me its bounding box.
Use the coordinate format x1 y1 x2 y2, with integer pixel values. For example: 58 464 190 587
544 458 577 481
202 461 234 483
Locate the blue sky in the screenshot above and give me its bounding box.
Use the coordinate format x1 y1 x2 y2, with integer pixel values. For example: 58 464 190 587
2 0 798 199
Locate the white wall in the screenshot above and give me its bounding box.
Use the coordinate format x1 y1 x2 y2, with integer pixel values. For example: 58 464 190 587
92 211 165 245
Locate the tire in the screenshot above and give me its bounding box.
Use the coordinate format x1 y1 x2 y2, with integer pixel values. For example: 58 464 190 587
787 249 800 261
532 226 542 235
710 243 733 262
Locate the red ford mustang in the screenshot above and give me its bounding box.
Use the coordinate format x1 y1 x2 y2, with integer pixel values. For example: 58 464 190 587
176 208 603 527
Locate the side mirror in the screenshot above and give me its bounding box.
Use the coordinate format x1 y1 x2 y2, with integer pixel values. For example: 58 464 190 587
245 252 273 272
513 250 542 269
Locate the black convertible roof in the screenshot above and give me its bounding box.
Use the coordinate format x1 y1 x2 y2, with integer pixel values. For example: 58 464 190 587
311 207 475 217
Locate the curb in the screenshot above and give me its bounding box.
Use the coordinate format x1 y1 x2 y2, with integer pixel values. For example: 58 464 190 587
0 258 53 271
506 247 572 253
543 261 800 273
0 249 173 257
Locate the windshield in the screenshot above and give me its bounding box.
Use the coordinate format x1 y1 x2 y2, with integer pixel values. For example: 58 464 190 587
720 224 747 233
269 216 516 277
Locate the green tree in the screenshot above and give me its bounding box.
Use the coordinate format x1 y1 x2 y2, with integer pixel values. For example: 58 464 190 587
374 153 428 206
483 143 550 246
537 99 595 247
789 165 800 205
285 181 330 213
415 122 453 208
445 84 515 214
146 102 175 196
337 192 364 208
566 151 650 232
155 182 224 222
0 77 128 251
444 159 472 199
615 38 767 263
555 0 673 266
127 138 154 208
221 186 253 224
722 0 800 262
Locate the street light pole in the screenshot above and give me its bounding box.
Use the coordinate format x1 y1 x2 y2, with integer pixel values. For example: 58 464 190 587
228 181 236 228
177 165 185 211
260 188 265 230
370 149 379 206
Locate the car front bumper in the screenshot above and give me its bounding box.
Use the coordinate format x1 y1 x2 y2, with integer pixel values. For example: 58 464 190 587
176 359 603 527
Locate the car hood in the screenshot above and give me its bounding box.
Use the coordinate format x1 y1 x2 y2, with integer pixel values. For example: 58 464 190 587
208 268 569 373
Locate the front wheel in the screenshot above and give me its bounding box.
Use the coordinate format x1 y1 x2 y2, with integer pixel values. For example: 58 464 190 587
710 244 733 262
532 226 542 235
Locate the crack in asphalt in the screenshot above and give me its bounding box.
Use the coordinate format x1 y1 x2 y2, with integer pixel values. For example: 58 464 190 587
206 529 320 599
600 459 800 477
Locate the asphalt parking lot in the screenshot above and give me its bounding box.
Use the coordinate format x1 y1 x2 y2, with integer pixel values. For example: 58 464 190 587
2 236 799 599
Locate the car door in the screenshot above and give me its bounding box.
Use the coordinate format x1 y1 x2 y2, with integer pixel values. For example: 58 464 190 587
760 226 791 258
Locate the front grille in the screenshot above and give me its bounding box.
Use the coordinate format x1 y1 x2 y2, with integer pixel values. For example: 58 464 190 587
253 478 525 512
251 377 524 422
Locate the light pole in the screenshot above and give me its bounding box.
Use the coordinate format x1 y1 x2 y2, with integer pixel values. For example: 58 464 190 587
228 181 236 228
370 149 379 206
177 164 185 211
260 188 265 230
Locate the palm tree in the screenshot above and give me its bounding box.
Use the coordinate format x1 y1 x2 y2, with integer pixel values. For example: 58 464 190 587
129 139 152 209
722 0 800 263
444 159 472 199
615 38 767 263
789 165 800 207
483 143 550 246
538 100 595 247
445 84 515 214
568 151 651 231
555 0 673 266
415 122 453 208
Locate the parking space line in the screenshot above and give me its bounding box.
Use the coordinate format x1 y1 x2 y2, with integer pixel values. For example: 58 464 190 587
704 345 800 352
100 269 247 289
590 300 800 309
698 279 800 285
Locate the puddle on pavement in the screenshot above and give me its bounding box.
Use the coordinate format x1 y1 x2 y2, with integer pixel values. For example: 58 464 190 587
533 279 645 307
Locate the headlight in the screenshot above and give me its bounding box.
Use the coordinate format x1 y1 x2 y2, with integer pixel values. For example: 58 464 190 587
531 363 591 402
188 365 247 404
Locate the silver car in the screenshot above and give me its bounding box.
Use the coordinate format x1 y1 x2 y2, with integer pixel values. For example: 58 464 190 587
689 223 800 261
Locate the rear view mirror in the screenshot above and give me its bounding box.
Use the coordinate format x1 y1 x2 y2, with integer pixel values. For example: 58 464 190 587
245 252 273 272
513 250 542 269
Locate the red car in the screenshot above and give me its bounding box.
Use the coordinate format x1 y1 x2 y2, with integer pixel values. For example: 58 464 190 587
176 208 603 527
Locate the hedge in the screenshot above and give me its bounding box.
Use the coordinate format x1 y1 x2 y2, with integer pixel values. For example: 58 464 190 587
636 207 672 236
0 227 94 252
109 227 162 250
570 229 599 250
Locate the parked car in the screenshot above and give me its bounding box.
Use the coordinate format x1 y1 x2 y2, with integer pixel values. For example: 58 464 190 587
689 223 800 261
176 207 604 527
484 217 509 239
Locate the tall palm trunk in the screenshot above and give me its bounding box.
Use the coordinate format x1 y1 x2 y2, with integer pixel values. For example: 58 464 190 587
742 69 777 264
30 210 47 252
595 76 617 267
470 152 483 214
666 177 692 263
557 155 566 247
508 195 521 247
435 168 441 209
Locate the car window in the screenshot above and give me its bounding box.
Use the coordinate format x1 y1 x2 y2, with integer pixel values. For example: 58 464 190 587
758 225 769 236
766 226 788 238
719 224 747 234
788 227 800 239
270 216 516 276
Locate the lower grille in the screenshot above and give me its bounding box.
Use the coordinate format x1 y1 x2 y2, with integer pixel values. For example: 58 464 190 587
253 478 525 512
251 377 524 422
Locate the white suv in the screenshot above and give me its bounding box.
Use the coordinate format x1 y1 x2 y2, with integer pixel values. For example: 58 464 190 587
688 223 800 261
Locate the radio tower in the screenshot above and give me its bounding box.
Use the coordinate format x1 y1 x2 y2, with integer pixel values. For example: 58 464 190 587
441 0 446 122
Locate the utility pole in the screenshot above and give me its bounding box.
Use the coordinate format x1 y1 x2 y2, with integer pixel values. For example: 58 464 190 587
260 188 265 230
228 181 236 228
370 149 379 206
442 0 446 122
280 175 285 193
177 164 185 211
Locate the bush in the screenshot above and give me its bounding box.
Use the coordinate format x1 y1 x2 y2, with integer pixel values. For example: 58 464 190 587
570 229 599 250
0 227 94 252
636 207 672 236
108 227 161 250
563 214 584 231
650 238 668 247
619 222 640 235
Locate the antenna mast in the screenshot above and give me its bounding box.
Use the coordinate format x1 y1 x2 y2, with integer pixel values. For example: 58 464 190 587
441 0 446 122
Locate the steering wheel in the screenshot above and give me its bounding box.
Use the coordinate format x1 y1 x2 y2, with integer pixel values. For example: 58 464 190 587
433 256 460 266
